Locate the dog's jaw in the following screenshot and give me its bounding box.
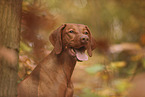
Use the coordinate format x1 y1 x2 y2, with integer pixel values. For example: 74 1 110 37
67 46 88 62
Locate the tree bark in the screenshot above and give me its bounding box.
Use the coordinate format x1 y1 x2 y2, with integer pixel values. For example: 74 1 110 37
0 0 22 97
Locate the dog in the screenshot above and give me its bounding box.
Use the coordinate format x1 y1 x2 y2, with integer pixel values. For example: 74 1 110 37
18 23 97 97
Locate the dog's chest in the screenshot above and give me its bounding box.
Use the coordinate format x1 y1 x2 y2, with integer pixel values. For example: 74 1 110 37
38 65 68 97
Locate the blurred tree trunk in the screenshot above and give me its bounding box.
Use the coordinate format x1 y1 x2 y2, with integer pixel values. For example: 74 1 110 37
0 0 22 97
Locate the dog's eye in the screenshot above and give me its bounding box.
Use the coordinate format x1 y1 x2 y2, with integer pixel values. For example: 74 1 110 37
84 32 88 35
69 30 74 33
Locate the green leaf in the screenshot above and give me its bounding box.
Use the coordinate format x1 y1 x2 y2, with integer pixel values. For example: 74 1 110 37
85 65 104 74
114 80 130 93
80 88 100 97
20 41 32 52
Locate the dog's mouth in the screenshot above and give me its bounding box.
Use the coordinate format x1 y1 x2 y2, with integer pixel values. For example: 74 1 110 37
69 46 88 62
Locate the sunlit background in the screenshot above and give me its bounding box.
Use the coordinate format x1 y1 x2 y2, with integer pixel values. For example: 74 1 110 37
19 0 145 97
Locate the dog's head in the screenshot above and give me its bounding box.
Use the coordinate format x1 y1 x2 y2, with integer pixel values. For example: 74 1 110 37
49 23 96 61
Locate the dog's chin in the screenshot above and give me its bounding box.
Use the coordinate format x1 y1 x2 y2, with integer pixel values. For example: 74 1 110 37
68 46 88 62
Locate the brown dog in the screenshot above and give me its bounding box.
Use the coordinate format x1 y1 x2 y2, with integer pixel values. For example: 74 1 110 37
18 23 96 97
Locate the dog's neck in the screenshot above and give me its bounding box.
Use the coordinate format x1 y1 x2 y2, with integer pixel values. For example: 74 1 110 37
51 49 77 82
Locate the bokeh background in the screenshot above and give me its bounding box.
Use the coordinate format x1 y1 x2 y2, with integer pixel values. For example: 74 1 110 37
19 0 145 97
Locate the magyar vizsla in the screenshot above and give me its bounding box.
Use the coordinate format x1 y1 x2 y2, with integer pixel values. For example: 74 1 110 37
18 23 97 97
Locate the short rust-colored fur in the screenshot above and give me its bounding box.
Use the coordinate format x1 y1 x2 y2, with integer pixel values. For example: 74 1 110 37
18 23 96 97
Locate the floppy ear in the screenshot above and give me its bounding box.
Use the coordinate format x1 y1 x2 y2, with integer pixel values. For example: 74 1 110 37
85 26 97 57
49 24 66 54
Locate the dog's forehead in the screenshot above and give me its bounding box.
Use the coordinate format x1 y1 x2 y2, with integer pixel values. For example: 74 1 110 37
65 24 86 30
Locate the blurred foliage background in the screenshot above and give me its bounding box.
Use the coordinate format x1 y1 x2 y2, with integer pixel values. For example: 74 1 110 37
19 0 145 97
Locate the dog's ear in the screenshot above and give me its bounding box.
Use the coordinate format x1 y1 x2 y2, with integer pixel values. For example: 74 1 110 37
49 24 66 54
85 25 97 57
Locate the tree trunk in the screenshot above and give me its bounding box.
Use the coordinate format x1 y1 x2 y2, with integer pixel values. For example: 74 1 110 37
0 0 22 97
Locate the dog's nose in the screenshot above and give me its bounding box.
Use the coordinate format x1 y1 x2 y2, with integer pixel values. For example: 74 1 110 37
80 35 89 44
